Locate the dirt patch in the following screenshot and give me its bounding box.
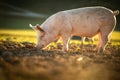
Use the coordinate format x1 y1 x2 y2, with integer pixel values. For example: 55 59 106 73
0 40 120 80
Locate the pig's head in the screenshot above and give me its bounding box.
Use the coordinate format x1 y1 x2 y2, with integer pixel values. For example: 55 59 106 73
29 24 49 49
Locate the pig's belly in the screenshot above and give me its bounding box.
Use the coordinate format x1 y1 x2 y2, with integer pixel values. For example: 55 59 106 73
72 25 100 37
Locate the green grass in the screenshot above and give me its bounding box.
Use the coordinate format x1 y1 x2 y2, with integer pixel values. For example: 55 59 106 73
0 29 120 45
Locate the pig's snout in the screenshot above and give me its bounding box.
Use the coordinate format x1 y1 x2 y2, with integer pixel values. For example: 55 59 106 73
36 44 44 50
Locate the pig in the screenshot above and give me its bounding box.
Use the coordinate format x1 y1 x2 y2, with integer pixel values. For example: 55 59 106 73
29 6 119 53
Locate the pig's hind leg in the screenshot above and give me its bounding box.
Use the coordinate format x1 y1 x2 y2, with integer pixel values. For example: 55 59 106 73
98 27 112 53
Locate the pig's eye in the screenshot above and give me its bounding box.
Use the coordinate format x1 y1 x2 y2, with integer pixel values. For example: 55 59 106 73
40 35 44 38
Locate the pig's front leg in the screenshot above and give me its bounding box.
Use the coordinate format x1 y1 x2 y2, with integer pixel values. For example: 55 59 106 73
94 33 102 51
61 34 70 52
81 37 85 48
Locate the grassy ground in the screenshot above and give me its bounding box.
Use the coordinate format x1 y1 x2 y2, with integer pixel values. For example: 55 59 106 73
0 29 120 80
0 29 120 44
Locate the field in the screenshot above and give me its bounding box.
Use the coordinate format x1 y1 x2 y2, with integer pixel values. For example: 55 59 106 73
0 29 120 80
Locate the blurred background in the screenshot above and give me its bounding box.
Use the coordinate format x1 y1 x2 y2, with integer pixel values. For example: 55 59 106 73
0 0 120 30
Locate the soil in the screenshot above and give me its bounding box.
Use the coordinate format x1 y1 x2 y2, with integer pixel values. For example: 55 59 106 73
0 40 120 80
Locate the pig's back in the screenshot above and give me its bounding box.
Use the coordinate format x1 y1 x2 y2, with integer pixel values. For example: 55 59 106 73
63 7 115 37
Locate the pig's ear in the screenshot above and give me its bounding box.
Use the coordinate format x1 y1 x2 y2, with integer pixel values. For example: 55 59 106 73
29 24 44 32
29 24 36 30
36 24 44 32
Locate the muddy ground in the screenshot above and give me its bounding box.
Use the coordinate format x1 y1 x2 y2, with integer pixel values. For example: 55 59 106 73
0 40 120 80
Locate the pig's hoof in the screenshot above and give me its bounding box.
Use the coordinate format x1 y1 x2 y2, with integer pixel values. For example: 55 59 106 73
93 47 97 52
97 48 104 53
62 48 67 51
62 49 68 53
61 50 67 54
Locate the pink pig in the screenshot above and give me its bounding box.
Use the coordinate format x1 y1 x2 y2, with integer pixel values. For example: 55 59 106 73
30 6 119 53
